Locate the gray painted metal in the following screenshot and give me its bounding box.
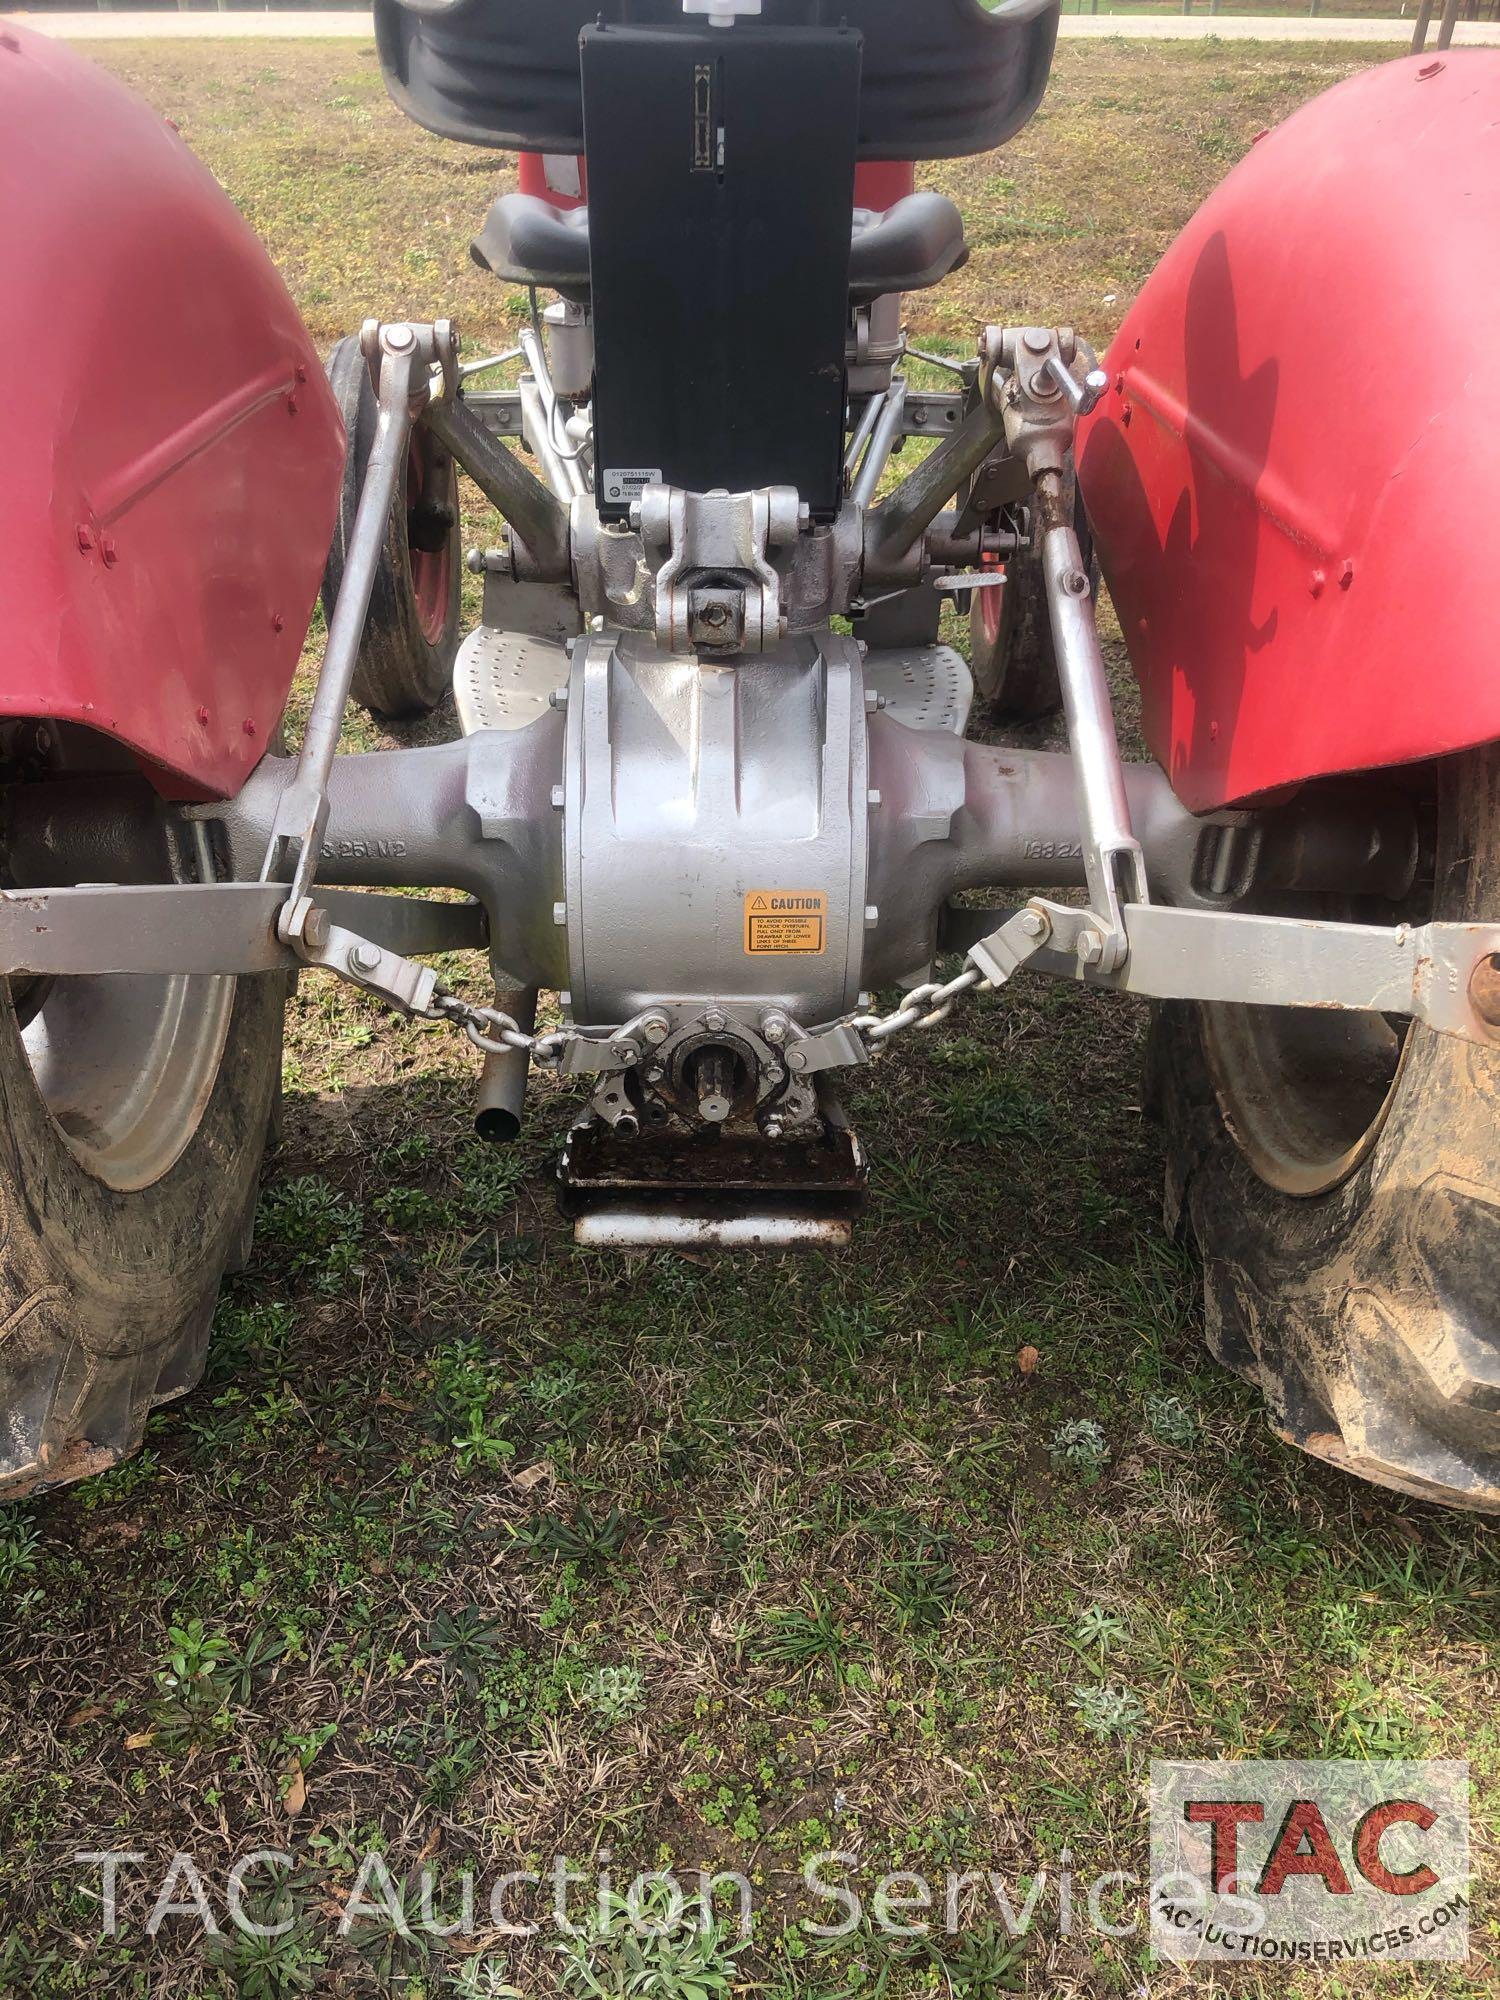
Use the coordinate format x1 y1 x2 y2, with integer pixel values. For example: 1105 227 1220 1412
863 644 973 737
561 630 870 1022
453 626 571 737
573 1211 853 1250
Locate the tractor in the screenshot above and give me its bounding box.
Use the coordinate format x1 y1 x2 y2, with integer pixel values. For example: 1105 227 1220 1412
1 4 1497 1513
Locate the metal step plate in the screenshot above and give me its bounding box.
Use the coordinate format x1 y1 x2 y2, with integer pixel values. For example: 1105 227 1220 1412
863 643 973 737
453 626 570 737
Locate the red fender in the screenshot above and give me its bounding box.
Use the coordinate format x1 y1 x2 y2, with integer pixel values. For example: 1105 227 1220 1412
0 27 344 799
1077 54 1500 813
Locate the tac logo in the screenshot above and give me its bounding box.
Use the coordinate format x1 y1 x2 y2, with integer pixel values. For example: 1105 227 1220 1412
1149 1760 1470 1964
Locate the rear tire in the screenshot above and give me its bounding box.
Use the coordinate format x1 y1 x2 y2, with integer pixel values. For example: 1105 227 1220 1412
0 768 285 1499
1149 747 1500 1513
969 460 1093 721
322 334 461 719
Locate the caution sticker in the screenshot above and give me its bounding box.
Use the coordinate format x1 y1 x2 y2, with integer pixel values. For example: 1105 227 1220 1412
744 889 827 955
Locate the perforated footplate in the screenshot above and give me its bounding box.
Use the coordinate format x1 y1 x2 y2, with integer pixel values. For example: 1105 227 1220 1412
455 630 972 739
453 626 570 737
862 644 973 736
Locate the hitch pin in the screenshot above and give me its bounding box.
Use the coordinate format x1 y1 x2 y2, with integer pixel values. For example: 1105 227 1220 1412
1043 354 1109 418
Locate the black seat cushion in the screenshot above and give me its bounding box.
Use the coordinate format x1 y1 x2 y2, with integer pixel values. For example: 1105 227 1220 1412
470 193 590 299
474 188 965 305
849 192 967 301
377 0 1060 164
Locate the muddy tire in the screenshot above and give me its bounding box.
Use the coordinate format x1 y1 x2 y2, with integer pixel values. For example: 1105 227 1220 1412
0 785 285 1500
969 460 1092 721
321 334 461 719
1148 747 1500 1513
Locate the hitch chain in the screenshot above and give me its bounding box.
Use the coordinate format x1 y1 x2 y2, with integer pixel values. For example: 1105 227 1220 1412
425 991 575 1064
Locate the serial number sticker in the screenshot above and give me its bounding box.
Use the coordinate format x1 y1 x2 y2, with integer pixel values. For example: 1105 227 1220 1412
602 468 663 505
744 890 826 956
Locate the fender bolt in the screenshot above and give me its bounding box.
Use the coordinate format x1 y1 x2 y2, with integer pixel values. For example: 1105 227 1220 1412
272 611 285 634
100 536 118 567
196 706 210 726
76 524 94 555
1471 953 1500 1029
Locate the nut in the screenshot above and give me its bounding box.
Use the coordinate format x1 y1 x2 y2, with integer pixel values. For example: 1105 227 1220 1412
702 1009 728 1033
1018 908 1050 941
611 1039 640 1067
347 941 382 976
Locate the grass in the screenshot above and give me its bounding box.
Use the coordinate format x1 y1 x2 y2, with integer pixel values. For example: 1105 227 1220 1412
0 33 1497 2000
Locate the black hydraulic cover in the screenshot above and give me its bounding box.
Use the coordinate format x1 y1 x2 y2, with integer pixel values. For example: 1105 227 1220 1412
374 0 1059 162
583 24 860 518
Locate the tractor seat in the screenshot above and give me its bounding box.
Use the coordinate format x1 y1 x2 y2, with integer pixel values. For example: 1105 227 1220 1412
471 188 967 305
470 194 591 300
849 193 968 301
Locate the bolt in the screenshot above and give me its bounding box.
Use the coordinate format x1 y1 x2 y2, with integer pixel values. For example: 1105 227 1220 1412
272 611 285 634
466 547 485 575
242 718 257 737
611 1039 640 1067
614 1112 640 1140
640 1011 671 1044
761 1013 788 1045
100 535 119 568
864 904 879 929
1076 930 1105 968
1308 568 1326 599
552 901 568 927
75 524 94 555
703 1008 728 1033
787 1049 808 1072
1018 908 1050 941
1062 569 1089 597
348 940 381 975
302 908 332 953
551 785 565 811
646 1063 666 1085
1471 953 1500 1029
763 1118 784 1140
549 685 569 709
867 789 882 810
195 706 210 727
